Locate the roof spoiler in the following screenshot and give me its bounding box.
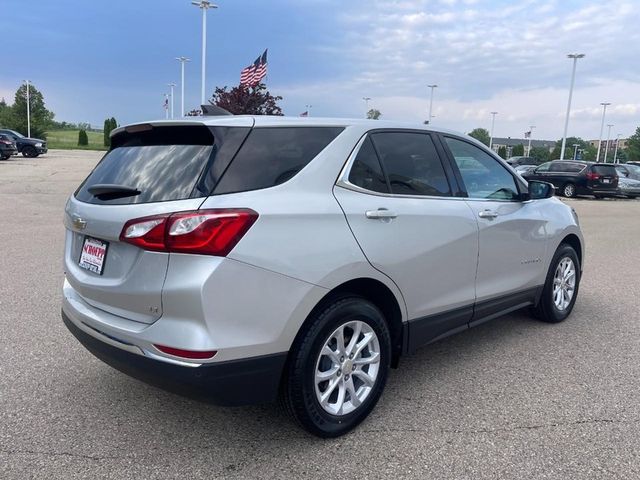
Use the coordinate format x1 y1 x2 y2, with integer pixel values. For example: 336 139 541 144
201 104 233 116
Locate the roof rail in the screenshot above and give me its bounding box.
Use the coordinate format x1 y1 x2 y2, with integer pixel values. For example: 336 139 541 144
201 104 233 116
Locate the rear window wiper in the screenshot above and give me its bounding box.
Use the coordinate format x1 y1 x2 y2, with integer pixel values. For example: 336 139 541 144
87 184 141 199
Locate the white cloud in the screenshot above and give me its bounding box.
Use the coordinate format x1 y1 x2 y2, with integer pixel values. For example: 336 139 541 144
282 0 640 139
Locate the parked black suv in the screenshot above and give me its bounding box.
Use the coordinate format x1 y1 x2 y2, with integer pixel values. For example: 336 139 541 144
0 129 47 157
0 134 18 160
522 160 618 198
506 156 546 167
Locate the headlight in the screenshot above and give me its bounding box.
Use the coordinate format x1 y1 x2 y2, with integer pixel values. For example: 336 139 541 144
35 142 42 147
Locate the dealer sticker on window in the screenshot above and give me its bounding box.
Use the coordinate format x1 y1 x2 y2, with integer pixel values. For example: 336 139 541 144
79 237 108 275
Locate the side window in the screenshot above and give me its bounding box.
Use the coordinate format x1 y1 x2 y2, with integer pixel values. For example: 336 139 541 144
370 132 451 196
567 163 585 173
348 137 389 193
536 162 551 172
214 127 344 194
444 136 520 201
550 162 568 172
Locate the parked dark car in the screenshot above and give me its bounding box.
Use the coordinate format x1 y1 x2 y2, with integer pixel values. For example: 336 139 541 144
0 134 18 160
615 163 640 180
514 164 537 176
506 156 547 167
0 129 47 157
522 160 618 198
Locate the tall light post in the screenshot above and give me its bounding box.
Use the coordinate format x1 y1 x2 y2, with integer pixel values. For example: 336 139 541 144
572 143 580 160
489 111 498 150
163 93 169 119
363 97 371 118
527 125 536 156
559 53 585 161
167 83 176 119
305 104 312 117
24 80 31 138
604 124 613 163
596 102 611 162
176 56 191 117
613 134 622 163
191 1 218 105
427 84 437 124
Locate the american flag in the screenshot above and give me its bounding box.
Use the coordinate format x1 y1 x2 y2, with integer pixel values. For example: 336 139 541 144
524 131 531 139
240 49 268 87
300 111 308 117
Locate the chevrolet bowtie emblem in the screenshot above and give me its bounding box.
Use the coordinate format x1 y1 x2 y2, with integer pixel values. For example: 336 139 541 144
72 216 87 230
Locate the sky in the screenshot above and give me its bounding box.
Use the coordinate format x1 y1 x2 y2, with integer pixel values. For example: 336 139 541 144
1 0 639 140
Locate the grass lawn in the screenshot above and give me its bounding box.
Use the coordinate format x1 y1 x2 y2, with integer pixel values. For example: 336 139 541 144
46 130 107 151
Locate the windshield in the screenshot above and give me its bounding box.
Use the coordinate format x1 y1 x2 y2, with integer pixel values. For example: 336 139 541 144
7 130 24 138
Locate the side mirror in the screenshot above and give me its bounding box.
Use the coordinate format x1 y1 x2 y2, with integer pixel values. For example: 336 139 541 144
528 180 554 200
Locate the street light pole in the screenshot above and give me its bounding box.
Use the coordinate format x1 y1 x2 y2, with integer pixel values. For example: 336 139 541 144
613 134 621 164
163 94 169 119
604 124 613 163
176 57 191 117
427 84 437 124
489 111 498 150
24 80 31 138
167 83 176 119
363 97 371 118
559 53 585 161
596 102 611 162
527 125 536 156
192 1 218 106
572 143 580 160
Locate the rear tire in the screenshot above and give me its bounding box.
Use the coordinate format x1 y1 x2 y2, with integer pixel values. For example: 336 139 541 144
0 154 9 161
562 183 576 198
532 244 580 323
281 296 391 438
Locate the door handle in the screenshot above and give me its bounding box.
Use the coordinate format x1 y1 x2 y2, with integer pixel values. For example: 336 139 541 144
478 210 498 219
365 208 398 220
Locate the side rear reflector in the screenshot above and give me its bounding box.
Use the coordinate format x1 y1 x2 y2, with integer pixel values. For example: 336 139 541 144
153 344 217 360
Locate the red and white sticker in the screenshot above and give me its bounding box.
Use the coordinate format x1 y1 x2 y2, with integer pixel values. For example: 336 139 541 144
79 237 108 275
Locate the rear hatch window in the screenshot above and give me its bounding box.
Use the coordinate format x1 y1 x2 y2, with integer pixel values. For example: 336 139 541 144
591 165 617 176
213 127 344 195
75 125 250 205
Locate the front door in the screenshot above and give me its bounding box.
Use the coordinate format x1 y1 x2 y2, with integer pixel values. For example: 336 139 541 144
440 136 548 320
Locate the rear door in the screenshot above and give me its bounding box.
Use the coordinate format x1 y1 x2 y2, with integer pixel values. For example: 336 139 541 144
334 130 479 344
440 135 548 316
64 122 251 324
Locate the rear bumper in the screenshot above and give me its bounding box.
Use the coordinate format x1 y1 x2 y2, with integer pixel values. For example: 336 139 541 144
62 309 287 406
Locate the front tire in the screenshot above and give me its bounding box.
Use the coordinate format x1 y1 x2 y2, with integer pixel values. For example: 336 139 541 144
532 244 580 323
562 183 576 198
22 146 38 158
281 296 391 437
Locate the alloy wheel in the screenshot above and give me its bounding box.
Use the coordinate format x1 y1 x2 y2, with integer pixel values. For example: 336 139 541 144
552 257 576 311
314 320 381 416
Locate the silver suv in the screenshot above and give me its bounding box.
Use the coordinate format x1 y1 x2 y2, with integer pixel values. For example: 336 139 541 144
62 116 584 437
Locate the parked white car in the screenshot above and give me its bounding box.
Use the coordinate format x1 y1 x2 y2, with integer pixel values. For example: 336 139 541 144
62 116 584 437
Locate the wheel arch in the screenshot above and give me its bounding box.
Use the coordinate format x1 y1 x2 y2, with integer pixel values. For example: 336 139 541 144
290 277 406 369
560 233 583 268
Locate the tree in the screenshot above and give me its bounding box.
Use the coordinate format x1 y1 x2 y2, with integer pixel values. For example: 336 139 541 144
550 136 591 160
10 83 54 138
0 97 13 129
210 83 283 115
626 127 640 162
103 117 117 147
367 109 381 120
468 128 491 147
78 129 88 146
529 146 550 162
497 146 507 159
511 144 525 156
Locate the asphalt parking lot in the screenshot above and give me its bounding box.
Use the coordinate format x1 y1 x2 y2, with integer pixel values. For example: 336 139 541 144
1 150 639 479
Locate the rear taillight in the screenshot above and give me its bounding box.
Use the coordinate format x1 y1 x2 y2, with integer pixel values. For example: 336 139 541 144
586 172 600 180
119 209 258 256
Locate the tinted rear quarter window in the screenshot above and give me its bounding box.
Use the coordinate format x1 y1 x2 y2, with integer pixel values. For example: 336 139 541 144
213 127 344 194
